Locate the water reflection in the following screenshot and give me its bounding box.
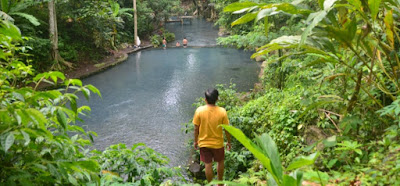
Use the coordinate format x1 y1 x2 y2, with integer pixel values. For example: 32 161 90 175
135 51 141 78
163 71 181 107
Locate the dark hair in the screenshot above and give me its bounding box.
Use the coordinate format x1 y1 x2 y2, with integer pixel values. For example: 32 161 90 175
205 88 218 104
184 37 186 39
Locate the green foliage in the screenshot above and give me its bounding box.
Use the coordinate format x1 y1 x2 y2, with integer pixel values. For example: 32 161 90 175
151 34 162 47
213 0 400 184
0 0 40 26
0 20 101 185
147 0 182 23
150 29 175 47
217 24 270 50
91 143 183 185
221 125 318 186
1 20 185 185
164 32 175 43
9 0 183 71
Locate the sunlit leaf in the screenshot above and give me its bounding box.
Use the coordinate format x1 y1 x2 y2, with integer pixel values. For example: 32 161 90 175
256 8 275 21
0 20 22 41
20 130 30 146
5 132 15 152
231 12 257 27
9 12 40 26
1 0 10 13
26 108 47 127
301 10 327 46
224 2 259 12
323 0 338 10
254 133 283 181
68 79 82 87
264 17 269 37
221 125 280 184
57 109 68 129
81 87 90 100
347 0 362 11
368 0 382 21
283 175 297 186
86 84 101 98
322 135 337 147
286 152 319 171
384 10 394 48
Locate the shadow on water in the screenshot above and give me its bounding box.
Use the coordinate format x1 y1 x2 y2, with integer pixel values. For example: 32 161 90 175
78 19 260 168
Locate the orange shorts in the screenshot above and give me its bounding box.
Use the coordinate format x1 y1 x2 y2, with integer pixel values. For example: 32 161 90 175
200 147 224 163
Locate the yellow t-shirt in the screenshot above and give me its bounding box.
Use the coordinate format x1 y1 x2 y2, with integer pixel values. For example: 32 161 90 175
193 105 229 149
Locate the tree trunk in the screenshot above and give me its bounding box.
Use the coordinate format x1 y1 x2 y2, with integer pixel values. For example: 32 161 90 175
133 0 138 46
49 0 71 70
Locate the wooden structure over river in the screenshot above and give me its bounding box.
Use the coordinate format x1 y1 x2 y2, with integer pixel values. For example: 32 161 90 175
165 16 195 25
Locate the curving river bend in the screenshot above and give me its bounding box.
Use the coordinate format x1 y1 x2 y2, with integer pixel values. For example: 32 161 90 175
79 19 260 166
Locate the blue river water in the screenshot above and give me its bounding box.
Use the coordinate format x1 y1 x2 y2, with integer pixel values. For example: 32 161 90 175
79 19 260 167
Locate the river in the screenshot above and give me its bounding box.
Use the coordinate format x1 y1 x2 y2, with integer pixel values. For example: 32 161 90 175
79 18 260 167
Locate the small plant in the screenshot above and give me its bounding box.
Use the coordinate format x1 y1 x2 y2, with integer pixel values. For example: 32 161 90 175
163 32 175 42
91 143 184 185
151 34 162 47
220 125 319 186
151 29 175 47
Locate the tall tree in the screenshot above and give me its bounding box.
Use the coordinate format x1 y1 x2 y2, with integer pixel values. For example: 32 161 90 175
133 0 137 46
48 0 71 70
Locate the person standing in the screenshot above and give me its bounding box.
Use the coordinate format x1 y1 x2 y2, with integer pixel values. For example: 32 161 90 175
182 37 188 47
193 88 231 185
162 38 167 49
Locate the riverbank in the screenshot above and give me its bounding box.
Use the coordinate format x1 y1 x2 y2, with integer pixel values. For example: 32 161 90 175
65 44 152 80
34 42 152 90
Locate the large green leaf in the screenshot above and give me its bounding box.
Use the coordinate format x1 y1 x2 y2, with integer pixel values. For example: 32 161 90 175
1 0 10 13
48 71 65 84
368 0 382 21
9 12 40 26
286 152 319 171
322 135 337 147
282 175 297 186
323 0 338 10
4 132 15 152
254 133 283 181
264 17 269 37
384 10 394 48
77 160 100 172
300 10 327 46
231 12 257 27
223 2 259 12
0 20 21 40
86 84 102 98
347 0 362 11
221 125 281 184
251 36 300 58
274 3 299 14
20 130 30 146
57 109 68 129
256 8 275 22
26 108 47 128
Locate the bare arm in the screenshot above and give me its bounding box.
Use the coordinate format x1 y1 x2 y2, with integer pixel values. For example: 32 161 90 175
225 129 232 151
194 125 199 149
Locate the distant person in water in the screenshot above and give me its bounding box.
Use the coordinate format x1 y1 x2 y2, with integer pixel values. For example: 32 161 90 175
183 37 188 47
193 88 231 186
162 38 167 49
176 41 181 47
